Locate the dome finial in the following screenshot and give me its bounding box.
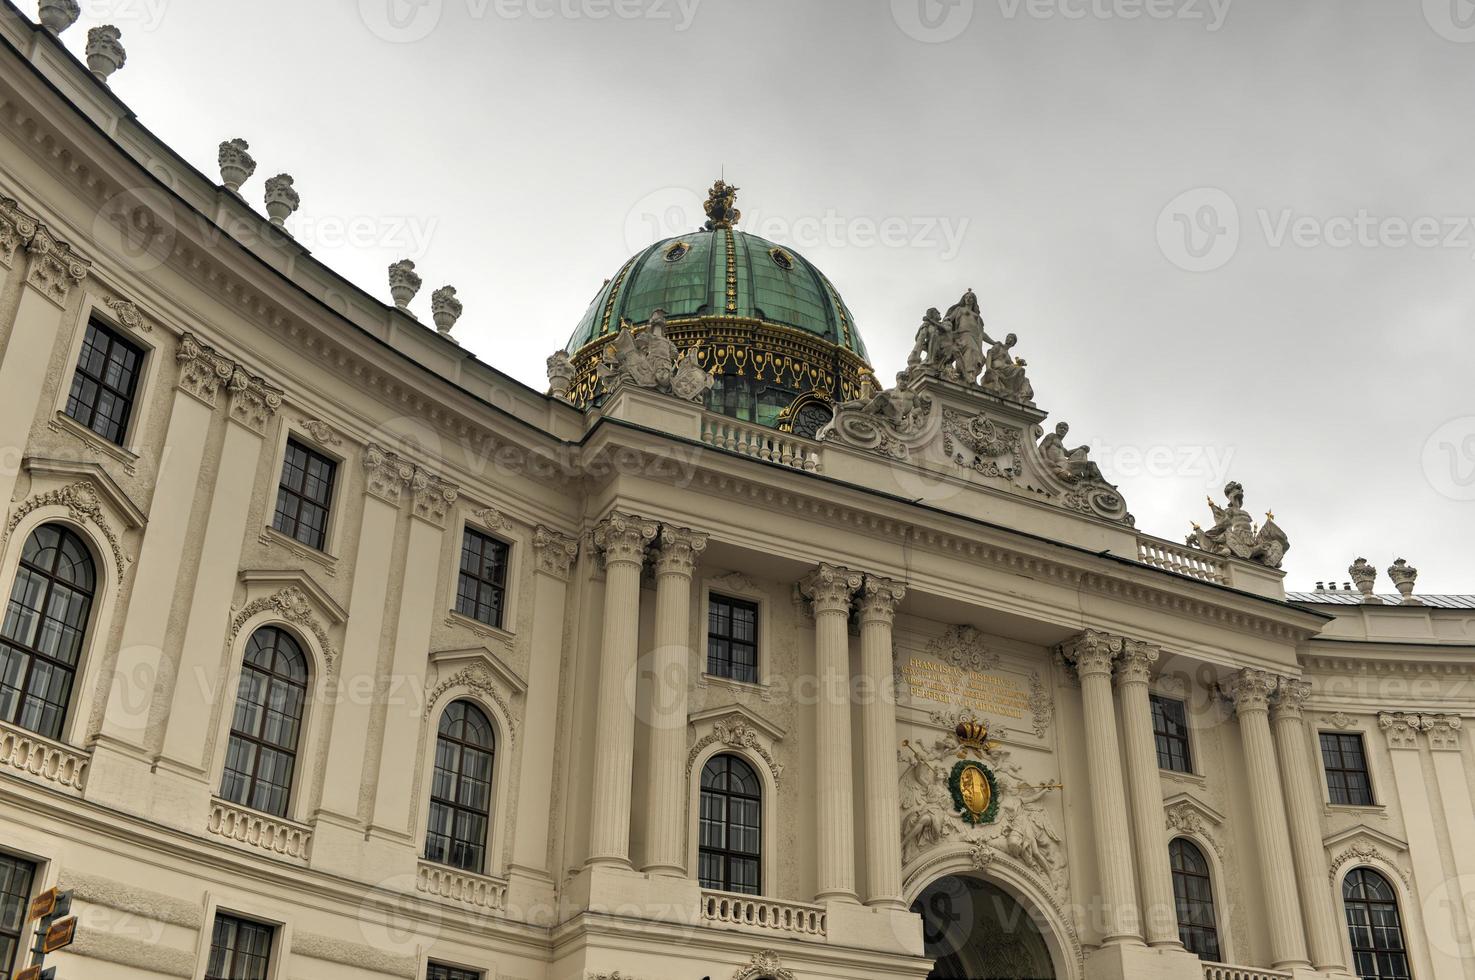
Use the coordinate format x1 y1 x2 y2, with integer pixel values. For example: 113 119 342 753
703 178 740 230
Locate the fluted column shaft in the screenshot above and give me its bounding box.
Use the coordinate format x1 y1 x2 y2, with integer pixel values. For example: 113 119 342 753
643 526 707 876
1115 640 1181 948
1271 681 1348 973
859 575 907 909
1228 669 1310 971
802 563 863 903
587 514 657 868
1060 630 1141 945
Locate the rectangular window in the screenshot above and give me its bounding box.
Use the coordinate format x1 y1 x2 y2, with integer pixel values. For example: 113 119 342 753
707 595 758 684
0 854 36 976
65 318 144 445
1321 732 1375 806
206 913 274 980
272 439 336 551
455 529 510 629
1151 694 1193 773
427 964 482 980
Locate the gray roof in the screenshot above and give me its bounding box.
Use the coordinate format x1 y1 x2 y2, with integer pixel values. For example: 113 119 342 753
1287 592 1475 610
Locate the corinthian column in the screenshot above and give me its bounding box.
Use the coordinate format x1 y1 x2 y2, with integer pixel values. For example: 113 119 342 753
587 513 658 869
643 525 708 877
858 574 906 909
800 563 863 903
1269 679 1347 973
1057 629 1140 945
1115 639 1181 948
1226 669 1310 971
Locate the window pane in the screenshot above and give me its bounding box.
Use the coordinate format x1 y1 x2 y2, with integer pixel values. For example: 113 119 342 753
220 628 307 818
456 530 510 629
706 596 759 683
64 320 145 445
698 754 762 894
425 701 495 874
207 914 274 980
272 440 336 550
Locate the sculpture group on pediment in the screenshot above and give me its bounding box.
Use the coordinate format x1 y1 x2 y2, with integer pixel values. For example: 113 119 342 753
901 289 1036 405
818 381 934 460
595 310 713 402
1186 481 1290 568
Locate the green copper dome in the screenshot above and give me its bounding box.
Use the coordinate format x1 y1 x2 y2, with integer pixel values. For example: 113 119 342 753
566 228 868 361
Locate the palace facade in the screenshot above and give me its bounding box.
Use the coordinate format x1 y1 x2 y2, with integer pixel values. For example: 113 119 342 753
0 6 1472 980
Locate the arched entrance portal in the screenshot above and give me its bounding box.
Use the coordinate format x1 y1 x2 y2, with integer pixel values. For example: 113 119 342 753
912 874 1057 980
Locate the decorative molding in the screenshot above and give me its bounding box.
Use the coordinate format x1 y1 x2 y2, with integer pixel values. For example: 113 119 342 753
174 332 235 408
798 562 861 615
1054 628 1119 680
593 511 658 567
473 505 513 533
1114 638 1159 685
1423 713 1463 751
0 197 39 268
687 712 784 784
57 869 203 929
228 586 338 675
1221 667 1279 715
1326 831 1411 889
1028 671 1053 739
206 796 313 862
857 574 905 622
46 411 140 475
415 860 507 911
731 950 795 980
1319 711 1359 730
410 469 459 527
296 418 342 447
290 931 416 979
225 366 283 435
708 570 759 595
425 661 520 744
654 524 709 578
362 443 415 505
23 220 90 305
1377 711 1425 750
532 525 579 578
1165 795 1226 859
0 719 89 793
103 296 151 332
4 479 131 581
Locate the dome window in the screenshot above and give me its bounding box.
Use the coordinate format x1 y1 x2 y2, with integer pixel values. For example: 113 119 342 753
769 247 795 271
664 241 691 263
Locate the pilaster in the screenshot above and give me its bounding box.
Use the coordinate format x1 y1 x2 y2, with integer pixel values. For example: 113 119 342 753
858 574 906 909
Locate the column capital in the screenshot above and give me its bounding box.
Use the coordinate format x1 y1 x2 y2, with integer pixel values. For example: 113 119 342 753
799 562 862 616
1055 628 1121 680
1221 668 1279 715
362 443 415 505
1423 713 1464 751
0 196 40 269
653 525 708 578
1113 638 1159 686
410 468 459 528
858 575 906 624
1377 711 1425 750
593 512 658 568
1269 678 1312 721
175 332 235 408
532 526 579 579
22 220 90 306
225 367 283 435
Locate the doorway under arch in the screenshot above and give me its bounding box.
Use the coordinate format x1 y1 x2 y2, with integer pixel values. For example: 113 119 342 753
912 874 1057 980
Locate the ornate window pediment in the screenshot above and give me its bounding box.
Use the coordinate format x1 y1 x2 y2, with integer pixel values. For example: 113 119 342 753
425 647 527 743
1164 793 1227 858
6 459 147 584
687 704 785 784
1323 826 1411 888
230 570 343 675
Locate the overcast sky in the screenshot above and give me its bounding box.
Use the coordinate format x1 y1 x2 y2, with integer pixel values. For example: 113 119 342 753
51 0 1475 593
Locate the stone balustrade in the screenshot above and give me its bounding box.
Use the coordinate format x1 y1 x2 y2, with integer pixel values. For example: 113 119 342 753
1202 963 1293 980
699 889 827 940
0 721 89 793
1137 534 1230 584
415 860 508 911
206 797 313 861
701 415 820 472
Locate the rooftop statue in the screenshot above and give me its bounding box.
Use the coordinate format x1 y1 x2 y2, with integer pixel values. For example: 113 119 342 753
596 310 712 402
703 179 741 231
1186 481 1290 569
944 288 989 383
900 290 1035 406
981 332 1034 405
819 380 934 460
1038 422 1103 484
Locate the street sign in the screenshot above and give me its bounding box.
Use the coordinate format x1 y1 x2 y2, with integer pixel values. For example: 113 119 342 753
13 966 41 980
41 917 76 954
26 888 59 921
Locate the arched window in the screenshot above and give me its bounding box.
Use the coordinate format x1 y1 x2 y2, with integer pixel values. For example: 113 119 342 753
220 626 308 818
1343 868 1411 980
0 524 96 740
699 754 761 895
425 700 494 873
1170 838 1221 961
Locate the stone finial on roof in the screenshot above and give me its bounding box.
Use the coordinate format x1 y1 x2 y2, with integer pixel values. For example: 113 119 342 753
263 174 299 227
1387 559 1421 606
1348 558 1382 604
39 0 81 34
431 286 462 338
85 25 125 82
388 260 422 313
547 350 574 402
218 139 256 193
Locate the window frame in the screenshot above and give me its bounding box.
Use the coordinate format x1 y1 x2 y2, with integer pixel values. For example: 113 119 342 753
1320 731 1376 807
1150 693 1195 775
269 437 339 553
454 527 511 631
423 699 497 876
0 522 99 742
205 911 277 980
1341 867 1412 980
426 963 483 980
0 852 37 978
60 309 150 449
1169 837 1222 962
697 753 764 896
705 593 761 686
219 625 310 820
